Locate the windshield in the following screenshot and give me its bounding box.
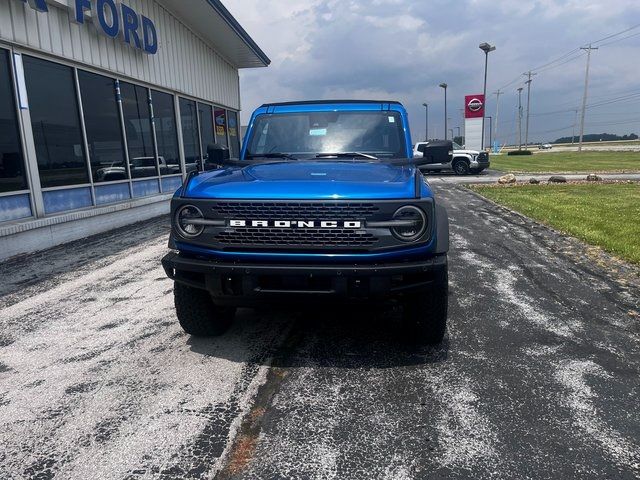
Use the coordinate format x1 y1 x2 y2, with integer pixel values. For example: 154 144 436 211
452 142 463 150
245 111 406 159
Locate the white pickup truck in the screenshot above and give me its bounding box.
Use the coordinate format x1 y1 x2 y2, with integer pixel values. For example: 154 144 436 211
413 141 490 175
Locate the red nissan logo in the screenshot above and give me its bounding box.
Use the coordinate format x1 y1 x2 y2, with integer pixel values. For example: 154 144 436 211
468 98 483 112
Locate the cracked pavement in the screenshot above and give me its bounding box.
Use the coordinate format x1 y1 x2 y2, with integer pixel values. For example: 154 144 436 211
1 186 639 479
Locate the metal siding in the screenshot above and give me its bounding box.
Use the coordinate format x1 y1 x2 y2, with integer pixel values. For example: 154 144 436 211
0 1 11 39
0 0 239 109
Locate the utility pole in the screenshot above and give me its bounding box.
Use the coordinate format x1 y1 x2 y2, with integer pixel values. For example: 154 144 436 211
493 90 502 149
524 71 537 150
578 45 598 152
517 87 524 150
571 108 579 144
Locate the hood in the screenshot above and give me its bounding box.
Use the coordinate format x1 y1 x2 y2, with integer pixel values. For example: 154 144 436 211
184 161 418 200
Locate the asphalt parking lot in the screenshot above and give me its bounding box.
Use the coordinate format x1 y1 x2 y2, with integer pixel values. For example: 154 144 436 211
1 185 639 479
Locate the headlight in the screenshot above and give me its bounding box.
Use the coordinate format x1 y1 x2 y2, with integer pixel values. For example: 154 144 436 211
391 206 427 242
175 205 204 238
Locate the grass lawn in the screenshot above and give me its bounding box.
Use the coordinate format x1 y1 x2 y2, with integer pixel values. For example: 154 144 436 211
470 183 640 265
491 151 640 173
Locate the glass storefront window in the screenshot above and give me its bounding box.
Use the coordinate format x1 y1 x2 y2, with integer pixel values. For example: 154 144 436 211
227 110 240 159
214 108 228 149
121 82 157 179
179 98 200 173
78 71 127 183
0 50 27 194
198 103 215 170
23 56 88 188
152 90 181 176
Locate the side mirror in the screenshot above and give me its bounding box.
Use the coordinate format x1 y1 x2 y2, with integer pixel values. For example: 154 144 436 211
206 143 230 168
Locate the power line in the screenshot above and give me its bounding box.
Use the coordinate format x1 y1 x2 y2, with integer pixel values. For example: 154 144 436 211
592 22 640 45
495 24 640 91
529 48 581 73
533 52 586 74
597 31 640 48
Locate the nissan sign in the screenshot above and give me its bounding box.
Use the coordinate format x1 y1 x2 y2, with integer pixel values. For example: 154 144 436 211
465 94 485 119
468 98 483 112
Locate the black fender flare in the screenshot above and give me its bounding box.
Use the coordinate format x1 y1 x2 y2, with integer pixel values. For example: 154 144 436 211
434 203 449 253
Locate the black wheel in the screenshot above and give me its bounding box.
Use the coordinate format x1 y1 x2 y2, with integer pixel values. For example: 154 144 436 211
452 159 470 175
174 282 235 336
402 266 448 344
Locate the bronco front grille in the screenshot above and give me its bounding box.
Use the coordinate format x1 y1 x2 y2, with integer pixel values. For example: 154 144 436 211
174 199 434 253
213 202 380 220
216 227 377 248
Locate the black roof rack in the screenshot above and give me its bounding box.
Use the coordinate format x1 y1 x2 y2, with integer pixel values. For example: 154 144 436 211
260 100 402 108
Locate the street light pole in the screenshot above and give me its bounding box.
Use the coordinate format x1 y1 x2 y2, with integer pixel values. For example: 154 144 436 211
517 87 524 150
422 103 429 141
439 83 448 140
486 116 492 149
479 42 496 150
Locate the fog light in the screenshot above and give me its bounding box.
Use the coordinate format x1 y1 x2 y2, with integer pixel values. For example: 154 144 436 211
391 206 426 242
175 205 204 238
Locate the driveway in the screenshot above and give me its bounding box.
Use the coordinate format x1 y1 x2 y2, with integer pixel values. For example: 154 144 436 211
1 187 639 479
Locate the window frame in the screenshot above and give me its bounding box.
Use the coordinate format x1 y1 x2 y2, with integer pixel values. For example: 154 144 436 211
0 45 32 200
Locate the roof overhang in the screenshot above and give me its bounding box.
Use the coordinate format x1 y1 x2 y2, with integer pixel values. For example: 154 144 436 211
157 0 270 69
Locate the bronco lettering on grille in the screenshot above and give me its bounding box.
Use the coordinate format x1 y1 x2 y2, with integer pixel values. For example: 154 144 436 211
229 220 362 229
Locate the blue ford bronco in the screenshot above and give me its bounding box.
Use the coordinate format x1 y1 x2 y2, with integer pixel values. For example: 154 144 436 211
162 100 450 344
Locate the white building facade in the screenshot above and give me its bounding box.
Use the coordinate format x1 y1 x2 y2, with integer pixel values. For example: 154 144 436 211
0 0 269 260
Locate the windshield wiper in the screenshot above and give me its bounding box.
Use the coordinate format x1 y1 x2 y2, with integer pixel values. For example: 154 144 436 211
246 152 298 160
315 152 379 160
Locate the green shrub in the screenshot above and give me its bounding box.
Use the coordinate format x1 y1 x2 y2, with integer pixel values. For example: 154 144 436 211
507 150 533 156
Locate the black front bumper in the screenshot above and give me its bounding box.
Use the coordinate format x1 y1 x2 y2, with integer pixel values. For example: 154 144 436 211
162 252 447 306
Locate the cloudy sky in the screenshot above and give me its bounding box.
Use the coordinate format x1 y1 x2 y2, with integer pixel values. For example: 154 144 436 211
224 0 640 143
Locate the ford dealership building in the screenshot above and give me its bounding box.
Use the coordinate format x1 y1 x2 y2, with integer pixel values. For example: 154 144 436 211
0 0 269 260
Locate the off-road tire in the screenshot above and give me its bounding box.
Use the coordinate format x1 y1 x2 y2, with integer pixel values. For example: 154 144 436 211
174 282 235 336
402 266 448 344
452 159 470 175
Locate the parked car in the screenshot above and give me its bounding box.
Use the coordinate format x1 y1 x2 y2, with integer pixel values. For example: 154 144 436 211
539 143 553 150
95 156 180 181
162 100 450 344
413 141 490 175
